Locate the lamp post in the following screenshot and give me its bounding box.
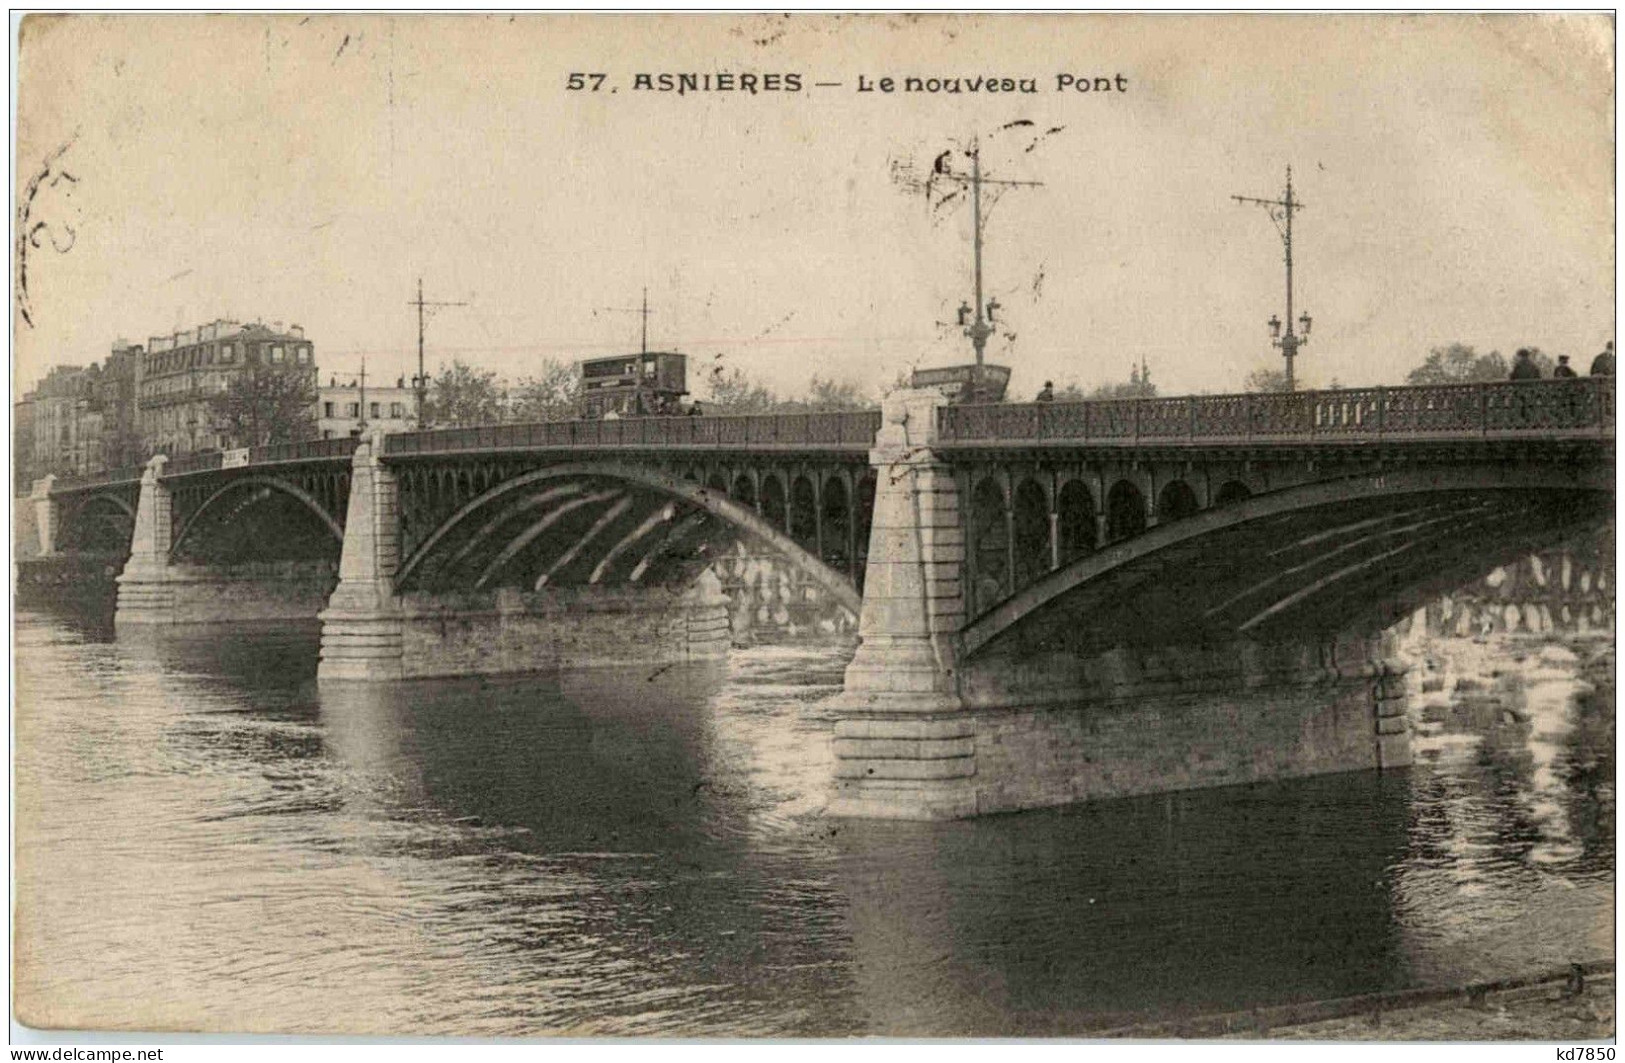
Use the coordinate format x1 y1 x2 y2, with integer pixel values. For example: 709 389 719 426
1234 165 1313 391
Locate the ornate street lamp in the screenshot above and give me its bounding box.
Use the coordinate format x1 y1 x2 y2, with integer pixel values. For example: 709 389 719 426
1234 166 1313 391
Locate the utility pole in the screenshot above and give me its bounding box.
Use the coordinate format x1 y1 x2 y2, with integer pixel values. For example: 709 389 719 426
356 356 368 434
936 139 1044 365
409 278 469 428
1233 165 1313 391
604 287 655 354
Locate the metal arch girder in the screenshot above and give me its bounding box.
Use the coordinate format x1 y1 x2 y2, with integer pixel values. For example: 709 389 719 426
61 489 138 523
1342 513 1616 635
956 462 1614 660
167 474 345 562
386 459 863 613
1256 503 1560 637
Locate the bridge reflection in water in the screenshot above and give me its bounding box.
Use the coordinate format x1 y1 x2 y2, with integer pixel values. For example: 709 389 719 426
14 609 1610 1036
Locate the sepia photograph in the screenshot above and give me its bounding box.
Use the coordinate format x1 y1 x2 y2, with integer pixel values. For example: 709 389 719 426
9 12 1616 1043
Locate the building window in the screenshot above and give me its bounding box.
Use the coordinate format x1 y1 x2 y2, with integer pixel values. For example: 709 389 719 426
220 344 234 363
297 347 311 365
345 403 359 418
390 402 403 418
324 402 335 418
322 429 332 439
270 345 285 364
370 402 380 418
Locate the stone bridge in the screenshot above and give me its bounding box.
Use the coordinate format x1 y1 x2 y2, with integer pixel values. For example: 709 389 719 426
35 377 1614 818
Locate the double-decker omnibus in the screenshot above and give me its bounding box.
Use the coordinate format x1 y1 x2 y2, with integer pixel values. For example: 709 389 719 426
579 352 689 418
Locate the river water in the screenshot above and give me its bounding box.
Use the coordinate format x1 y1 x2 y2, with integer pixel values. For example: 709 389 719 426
12 607 1614 1037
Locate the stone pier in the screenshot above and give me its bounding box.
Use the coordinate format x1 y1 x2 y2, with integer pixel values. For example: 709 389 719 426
113 457 177 625
830 389 1414 820
113 455 337 627
27 475 57 558
831 388 979 819
317 432 406 681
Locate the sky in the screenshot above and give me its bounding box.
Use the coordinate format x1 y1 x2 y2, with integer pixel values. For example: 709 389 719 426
13 13 1615 400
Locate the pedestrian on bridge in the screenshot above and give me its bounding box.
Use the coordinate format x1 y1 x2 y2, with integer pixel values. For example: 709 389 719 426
1509 349 1543 380
1553 355 1578 379
1036 381 1055 403
1590 342 1615 376
688 402 704 417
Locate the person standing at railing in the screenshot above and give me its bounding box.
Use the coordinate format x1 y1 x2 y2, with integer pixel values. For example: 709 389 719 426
1552 355 1582 424
1509 348 1543 380
1590 342 1615 376
1036 381 1055 403
1508 348 1542 427
688 402 703 417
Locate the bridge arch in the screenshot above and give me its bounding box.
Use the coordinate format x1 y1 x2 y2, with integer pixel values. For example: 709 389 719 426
1157 480 1200 523
1013 477 1051 589
57 491 138 554
1106 479 1146 541
70 491 137 522
732 472 758 509
1213 480 1252 507
959 465 1612 659
1056 479 1097 565
821 474 852 574
789 475 818 547
761 473 788 531
391 461 861 613
169 475 344 561
970 476 1010 613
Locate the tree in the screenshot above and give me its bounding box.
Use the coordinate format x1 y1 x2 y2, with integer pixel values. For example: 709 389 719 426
880 370 913 397
704 366 778 413
1405 344 1509 385
779 375 871 412
425 360 504 427
507 359 580 422
1244 367 1291 393
207 364 317 447
1089 364 1158 400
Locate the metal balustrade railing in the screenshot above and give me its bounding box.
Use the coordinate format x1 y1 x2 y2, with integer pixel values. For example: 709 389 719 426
381 410 884 457
47 463 149 492
936 378 1616 445
247 436 360 465
161 451 224 476
43 380 1613 493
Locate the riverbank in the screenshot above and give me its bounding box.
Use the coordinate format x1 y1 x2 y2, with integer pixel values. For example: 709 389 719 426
15 554 122 608
1097 963 1614 1040
1263 970 1614 1041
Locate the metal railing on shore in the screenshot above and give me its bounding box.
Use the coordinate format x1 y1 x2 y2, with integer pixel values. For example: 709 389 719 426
936 378 1616 445
382 410 883 457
